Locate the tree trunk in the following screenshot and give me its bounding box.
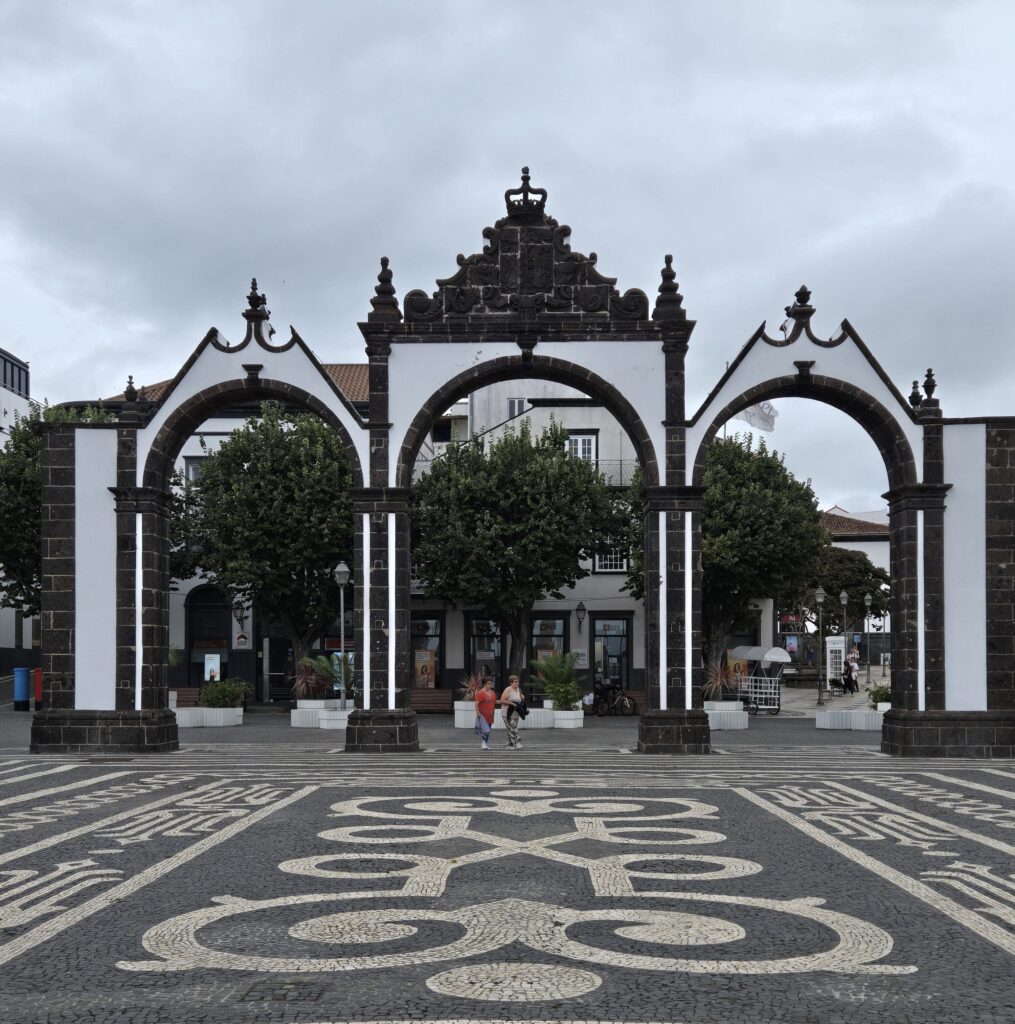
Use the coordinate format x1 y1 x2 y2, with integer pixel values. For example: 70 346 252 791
505 612 528 684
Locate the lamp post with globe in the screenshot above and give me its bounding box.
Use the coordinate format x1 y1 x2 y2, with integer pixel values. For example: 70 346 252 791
815 587 826 706
864 592 872 686
334 561 351 701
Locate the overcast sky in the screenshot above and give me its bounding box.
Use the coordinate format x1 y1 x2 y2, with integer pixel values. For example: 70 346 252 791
2 0 1013 513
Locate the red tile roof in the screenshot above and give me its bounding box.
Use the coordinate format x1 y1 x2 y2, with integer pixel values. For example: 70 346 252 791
822 510 889 538
108 364 369 404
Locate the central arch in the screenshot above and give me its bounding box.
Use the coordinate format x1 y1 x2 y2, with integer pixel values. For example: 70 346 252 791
394 353 660 489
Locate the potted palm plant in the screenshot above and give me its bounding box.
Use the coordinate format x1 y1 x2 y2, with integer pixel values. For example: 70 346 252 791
454 672 485 729
531 652 584 729
291 656 340 727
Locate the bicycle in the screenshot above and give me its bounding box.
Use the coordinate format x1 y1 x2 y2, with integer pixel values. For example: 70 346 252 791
593 681 635 717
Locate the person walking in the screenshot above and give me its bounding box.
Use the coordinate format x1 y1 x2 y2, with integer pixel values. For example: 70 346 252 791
474 674 497 751
848 655 860 695
500 674 524 749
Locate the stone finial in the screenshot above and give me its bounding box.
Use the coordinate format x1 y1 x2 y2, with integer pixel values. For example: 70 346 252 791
651 254 686 322
246 277 269 315
123 375 137 403
368 256 403 323
784 284 815 323
923 368 937 400
504 166 547 217
137 385 148 406
908 380 923 408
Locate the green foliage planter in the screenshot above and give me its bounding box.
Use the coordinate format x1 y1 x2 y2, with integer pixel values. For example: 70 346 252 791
532 652 584 728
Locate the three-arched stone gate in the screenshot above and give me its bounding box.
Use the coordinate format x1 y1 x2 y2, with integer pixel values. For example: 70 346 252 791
30 170 1015 757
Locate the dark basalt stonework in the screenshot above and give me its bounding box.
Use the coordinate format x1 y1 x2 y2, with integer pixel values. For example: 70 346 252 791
344 708 419 753
881 709 1015 758
637 709 711 755
30 709 179 754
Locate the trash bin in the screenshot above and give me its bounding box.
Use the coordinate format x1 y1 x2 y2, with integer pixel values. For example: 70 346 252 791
13 667 30 712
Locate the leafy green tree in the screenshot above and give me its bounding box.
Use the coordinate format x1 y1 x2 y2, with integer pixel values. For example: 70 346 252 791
411 421 627 679
0 403 112 617
625 435 828 663
185 403 354 666
806 546 890 638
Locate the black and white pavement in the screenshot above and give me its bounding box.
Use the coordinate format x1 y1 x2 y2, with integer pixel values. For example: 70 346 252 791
0 711 1011 1024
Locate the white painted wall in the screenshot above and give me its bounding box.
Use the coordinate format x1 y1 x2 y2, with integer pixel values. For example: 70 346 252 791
388 340 666 485
834 538 890 572
685 334 923 486
136 339 369 487
943 423 988 710
74 430 118 709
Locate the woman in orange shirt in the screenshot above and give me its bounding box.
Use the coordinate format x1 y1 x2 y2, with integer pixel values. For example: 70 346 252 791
474 675 497 751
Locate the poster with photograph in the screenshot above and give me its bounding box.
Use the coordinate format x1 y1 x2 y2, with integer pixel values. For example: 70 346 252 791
203 653 221 683
414 649 436 688
784 635 798 654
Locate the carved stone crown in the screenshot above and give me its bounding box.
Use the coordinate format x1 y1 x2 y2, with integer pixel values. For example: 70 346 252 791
400 167 649 323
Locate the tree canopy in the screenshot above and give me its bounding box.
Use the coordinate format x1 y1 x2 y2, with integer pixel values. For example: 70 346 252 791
626 435 830 660
805 545 890 636
0 403 113 617
411 420 627 678
181 403 354 664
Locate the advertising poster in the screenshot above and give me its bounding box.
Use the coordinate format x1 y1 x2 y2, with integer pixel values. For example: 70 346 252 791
414 649 436 688
784 635 798 655
203 653 221 683
726 651 749 689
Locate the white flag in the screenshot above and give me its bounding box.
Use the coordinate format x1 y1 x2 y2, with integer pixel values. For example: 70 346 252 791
734 400 777 432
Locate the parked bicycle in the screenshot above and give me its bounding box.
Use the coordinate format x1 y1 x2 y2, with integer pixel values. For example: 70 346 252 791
593 680 635 717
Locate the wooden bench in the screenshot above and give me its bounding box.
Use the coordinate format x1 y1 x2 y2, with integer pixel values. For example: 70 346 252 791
170 687 201 708
408 688 454 714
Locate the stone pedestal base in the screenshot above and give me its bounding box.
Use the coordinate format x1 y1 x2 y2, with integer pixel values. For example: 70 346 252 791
344 709 419 753
881 709 1015 757
30 709 179 754
637 709 711 754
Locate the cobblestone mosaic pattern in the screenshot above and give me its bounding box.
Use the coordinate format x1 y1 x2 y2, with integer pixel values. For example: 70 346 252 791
0 748 1010 1023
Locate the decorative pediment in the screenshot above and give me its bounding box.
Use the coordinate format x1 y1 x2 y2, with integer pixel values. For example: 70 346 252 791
401 168 650 323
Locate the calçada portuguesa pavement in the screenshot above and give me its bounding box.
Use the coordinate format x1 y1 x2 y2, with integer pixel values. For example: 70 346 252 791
0 704 1011 1024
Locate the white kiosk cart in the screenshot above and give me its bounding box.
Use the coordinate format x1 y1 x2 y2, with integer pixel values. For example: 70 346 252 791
728 646 792 715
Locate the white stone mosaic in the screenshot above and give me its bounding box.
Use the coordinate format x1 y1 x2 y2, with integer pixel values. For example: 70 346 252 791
426 962 602 1001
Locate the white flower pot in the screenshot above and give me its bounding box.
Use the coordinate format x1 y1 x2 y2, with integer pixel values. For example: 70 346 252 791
704 701 744 712
521 708 554 730
202 707 243 727
454 700 476 729
174 707 204 729
706 709 749 730
554 709 584 729
290 708 321 728
319 708 351 730
877 702 892 712
816 710 853 730
296 699 340 710
850 709 886 731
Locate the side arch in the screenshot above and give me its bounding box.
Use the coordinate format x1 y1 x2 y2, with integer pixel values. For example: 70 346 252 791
394 354 661 489
689 374 918 490
142 378 365 490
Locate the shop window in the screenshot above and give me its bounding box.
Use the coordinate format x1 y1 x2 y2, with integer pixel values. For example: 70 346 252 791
412 615 442 688
592 616 630 689
467 617 503 687
529 615 566 668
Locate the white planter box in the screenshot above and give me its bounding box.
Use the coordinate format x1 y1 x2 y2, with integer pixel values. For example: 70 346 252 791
704 701 744 712
319 708 352 730
543 700 554 710
168 691 178 709
816 709 853 730
202 707 243 728
877 702 892 712
290 708 321 728
454 700 476 729
174 707 204 729
521 708 554 730
554 709 584 729
850 710 886 731
296 699 341 710
706 709 749 730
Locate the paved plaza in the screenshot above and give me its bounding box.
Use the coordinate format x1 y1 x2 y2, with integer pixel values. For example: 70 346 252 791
0 709 1011 1024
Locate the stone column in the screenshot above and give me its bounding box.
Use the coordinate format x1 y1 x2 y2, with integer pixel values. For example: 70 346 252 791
343 332 418 752
637 487 709 753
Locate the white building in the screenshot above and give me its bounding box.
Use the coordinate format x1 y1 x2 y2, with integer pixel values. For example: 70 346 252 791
0 347 38 677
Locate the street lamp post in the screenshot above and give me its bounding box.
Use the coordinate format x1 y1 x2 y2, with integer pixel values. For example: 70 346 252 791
334 561 351 703
864 592 872 686
839 590 849 651
815 586 826 706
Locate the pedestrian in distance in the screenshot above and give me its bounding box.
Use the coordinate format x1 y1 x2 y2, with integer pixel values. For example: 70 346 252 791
500 674 524 749
474 674 497 751
848 655 860 694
